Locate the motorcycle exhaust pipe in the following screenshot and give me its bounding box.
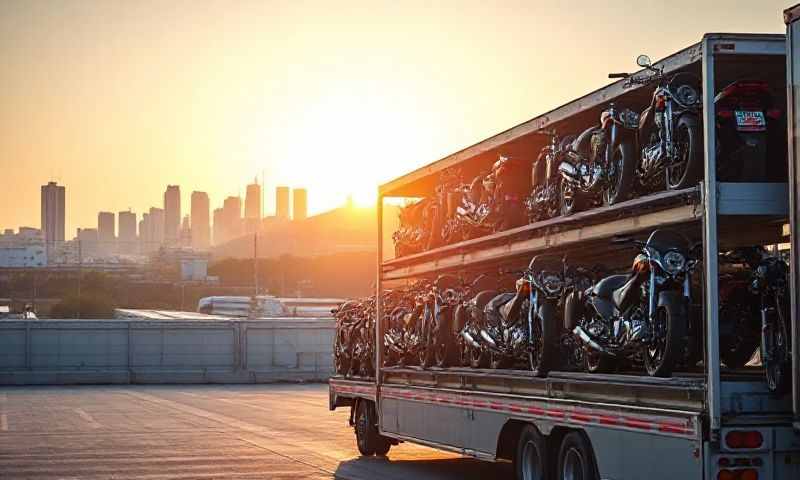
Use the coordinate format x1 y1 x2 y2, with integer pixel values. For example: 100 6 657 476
460 330 481 349
480 330 499 349
573 326 614 356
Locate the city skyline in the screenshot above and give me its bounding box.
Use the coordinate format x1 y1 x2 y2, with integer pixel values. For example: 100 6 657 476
0 1 789 236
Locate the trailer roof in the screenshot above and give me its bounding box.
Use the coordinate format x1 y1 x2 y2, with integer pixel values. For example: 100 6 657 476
379 33 784 198
785 3 800 24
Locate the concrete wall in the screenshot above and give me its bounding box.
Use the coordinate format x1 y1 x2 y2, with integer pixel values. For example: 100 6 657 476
0 318 334 385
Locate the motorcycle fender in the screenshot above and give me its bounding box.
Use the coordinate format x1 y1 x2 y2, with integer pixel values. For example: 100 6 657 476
589 296 615 322
657 290 687 313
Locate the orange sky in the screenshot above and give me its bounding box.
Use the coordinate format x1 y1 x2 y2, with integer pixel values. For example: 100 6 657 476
0 0 789 236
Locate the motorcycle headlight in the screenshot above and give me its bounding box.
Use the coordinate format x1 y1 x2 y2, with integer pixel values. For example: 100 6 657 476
542 274 563 294
675 85 699 106
663 251 686 275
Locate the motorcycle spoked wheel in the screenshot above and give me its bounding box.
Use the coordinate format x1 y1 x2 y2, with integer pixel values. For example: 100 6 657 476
559 181 584 217
644 299 687 377
603 142 635 206
666 115 702 190
763 316 791 394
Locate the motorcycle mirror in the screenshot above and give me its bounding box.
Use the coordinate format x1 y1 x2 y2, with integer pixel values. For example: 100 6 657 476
610 236 634 245
636 54 651 67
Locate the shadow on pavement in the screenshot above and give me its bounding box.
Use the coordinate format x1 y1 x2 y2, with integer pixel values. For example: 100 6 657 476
334 455 513 480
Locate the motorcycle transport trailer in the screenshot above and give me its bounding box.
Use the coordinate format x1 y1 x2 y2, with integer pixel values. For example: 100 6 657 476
330 31 800 479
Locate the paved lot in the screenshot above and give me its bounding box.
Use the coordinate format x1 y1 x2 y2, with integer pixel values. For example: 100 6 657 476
0 384 511 479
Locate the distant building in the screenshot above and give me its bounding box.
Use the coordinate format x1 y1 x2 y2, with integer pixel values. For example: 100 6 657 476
139 212 151 252
180 214 191 247
41 181 65 246
148 207 165 249
293 188 307 221
245 180 262 233
0 244 47 267
212 207 225 246
276 186 290 220
77 228 99 259
190 191 211 250
222 196 242 242
164 185 181 245
118 210 137 254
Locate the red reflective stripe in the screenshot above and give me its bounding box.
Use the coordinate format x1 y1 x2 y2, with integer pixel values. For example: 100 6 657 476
546 409 566 419
570 412 593 423
622 418 652 430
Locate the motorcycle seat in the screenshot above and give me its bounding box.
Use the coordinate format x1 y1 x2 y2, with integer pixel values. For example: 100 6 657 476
484 292 515 323
592 274 628 299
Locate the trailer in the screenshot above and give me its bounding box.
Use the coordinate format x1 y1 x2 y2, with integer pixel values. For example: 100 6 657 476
330 30 800 479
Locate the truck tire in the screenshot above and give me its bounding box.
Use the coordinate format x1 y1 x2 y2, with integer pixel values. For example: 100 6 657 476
355 401 391 456
514 425 548 480
556 432 598 480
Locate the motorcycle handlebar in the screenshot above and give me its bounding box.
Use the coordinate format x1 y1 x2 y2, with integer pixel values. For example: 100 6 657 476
608 72 629 79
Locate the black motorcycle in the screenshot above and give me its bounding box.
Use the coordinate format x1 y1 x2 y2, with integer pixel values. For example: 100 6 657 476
566 229 697 377
616 54 703 192
527 131 576 222
558 103 639 215
720 246 792 393
715 80 785 182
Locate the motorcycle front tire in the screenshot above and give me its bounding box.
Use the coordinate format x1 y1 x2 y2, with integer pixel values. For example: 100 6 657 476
530 301 558 377
666 115 702 190
603 141 635 206
644 293 688 377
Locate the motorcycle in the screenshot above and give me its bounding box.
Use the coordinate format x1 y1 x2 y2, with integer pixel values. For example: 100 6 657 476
392 198 432 258
616 54 703 192
384 281 429 367
527 131 577 222
715 80 784 182
557 103 639 215
565 229 697 377
721 247 791 393
333 298 375 377
443 155 528 242
452 274 503 368
477 255 569 374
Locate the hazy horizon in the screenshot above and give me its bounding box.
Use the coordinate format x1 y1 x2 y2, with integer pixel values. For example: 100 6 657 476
0 0 790 235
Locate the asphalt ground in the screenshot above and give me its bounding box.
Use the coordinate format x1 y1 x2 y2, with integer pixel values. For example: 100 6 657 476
0 384 512 479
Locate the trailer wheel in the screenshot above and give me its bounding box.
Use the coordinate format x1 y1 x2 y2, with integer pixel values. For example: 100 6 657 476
557 432 598 480
355 401 391 456
514 425 548 480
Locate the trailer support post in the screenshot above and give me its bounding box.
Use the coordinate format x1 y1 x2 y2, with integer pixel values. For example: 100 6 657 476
702 37 722 439
786 23 800 431
376 193 384 412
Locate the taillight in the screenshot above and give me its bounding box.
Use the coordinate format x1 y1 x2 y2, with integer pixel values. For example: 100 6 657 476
717 109 734 119
725 430 763 449
718 469 759 480
766 108 782 119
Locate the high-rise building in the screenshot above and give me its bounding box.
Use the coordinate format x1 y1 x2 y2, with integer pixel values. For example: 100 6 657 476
222 196 242 241
213 208 224 245
148 207 165 248
118 210 137 254
293 188 307 221
41 181 65 245
180 214 192 247
97 211 115 255
164 185 181 244
76 228 99 259
245 180 262 220
276 186 290 220
139 212 151 252
191 191 211 250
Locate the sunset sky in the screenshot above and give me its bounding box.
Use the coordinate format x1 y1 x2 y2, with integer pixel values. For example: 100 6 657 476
0 0 790 236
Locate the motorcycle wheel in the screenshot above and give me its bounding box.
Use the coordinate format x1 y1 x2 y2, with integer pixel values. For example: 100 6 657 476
666 115 702 190
720 285 760 369
764 317 790 394
530 301 557 377
644 296 687 377
434 309 455 368
603 141 635 206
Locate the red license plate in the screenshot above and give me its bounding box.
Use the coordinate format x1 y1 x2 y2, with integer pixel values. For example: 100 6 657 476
735 110 766 132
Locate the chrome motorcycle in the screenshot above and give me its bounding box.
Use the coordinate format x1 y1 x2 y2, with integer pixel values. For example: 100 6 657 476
527 131 576 222
616 54 703 191
566 229 697 377
558 104 639 215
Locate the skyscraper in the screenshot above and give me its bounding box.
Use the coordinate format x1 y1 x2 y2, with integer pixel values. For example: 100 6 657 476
276 186 290 220
244 180 262 233
41 181 65 245
118 210 137 254
190 191 210 250
293 188 307 221
97 212 115 241
164 185 181 244
212 208 224 245
222 196 242 241
139 212 151 252
148 207 165 248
